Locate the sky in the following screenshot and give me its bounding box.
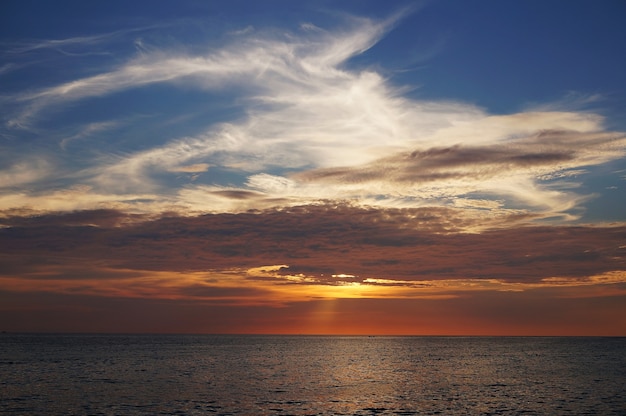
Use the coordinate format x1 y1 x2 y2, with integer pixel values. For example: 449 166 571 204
1 0 625 335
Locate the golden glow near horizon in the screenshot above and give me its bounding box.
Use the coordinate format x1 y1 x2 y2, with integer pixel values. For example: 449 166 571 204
3 263 624 305
1 247 625 334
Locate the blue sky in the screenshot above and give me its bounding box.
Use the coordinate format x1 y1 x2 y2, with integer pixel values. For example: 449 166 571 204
1 1 626 335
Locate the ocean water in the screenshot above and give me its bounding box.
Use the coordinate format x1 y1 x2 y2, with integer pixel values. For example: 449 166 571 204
1 335 624 415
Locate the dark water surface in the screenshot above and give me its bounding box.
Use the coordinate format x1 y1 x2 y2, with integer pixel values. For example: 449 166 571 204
1 334 624 415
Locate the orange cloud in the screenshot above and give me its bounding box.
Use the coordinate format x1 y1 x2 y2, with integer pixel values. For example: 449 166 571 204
1 206 625 334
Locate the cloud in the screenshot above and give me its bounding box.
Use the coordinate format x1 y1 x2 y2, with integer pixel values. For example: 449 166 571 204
3 11 484 194
289 123 625 218
525 91 606 112
167 163 210 173
0 63 19 76
0 157 54 189
0 216 624 335
1 204 624 334
1 6 625 336
1 205 624 284
3 27 153 55
228 26 255 36
6 13 398 126
59 120 122 150
0 10 624 227
0 185 167 215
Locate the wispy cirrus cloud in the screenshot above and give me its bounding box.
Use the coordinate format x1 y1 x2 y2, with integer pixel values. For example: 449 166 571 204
0 10 624 226
6 13 398 127
59 120 122 150
0 157 54 189
2 26 155 55
289 124 625 219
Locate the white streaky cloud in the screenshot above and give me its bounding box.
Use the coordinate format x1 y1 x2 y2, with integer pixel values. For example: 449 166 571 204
3 27 157 55
538 169 588 181
43 15 478 192
175 185 301 214
79 108 622 197
472 177 587 220
1 11 625 227
84 59 484 191
246 173 296 193
0 63 19 76
167 163 210 173
89 125 244 192
270 114 624 219
0 185 178 215
239 173 584 221
0 158 54 189
228 26 255 36
7 14 397 128
525 91 606 112
422 111 605 147
246 71 484 168
60 120 121 150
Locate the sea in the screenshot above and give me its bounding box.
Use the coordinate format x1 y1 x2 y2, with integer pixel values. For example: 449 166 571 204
1 334 624 415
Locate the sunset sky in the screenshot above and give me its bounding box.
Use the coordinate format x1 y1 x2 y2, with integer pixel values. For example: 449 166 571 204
1 0 625 335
